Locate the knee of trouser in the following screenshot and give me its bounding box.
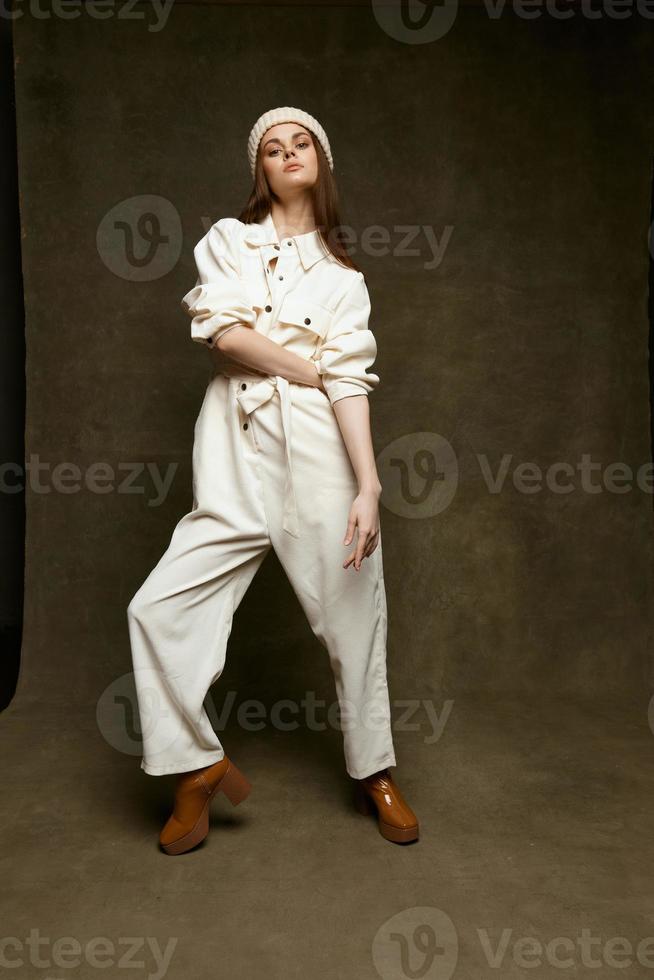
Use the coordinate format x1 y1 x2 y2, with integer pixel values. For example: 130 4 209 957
127 588 152 625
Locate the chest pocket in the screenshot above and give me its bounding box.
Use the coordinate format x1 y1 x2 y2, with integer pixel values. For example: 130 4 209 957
277 293 332 342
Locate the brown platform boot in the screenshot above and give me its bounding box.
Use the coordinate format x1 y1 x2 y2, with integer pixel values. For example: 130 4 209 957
353 768 419 843
159 755 251 855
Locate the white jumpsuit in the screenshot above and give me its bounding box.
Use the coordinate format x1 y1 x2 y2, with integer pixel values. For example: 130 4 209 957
127 212 397 780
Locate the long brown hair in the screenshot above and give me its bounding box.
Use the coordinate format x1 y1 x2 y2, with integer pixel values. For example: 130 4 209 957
237 129 360 273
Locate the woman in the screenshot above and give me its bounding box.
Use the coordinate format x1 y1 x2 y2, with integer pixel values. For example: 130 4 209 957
127 107 419 854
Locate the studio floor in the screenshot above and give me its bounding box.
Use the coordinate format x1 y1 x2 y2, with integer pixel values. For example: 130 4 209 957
1 691 652 979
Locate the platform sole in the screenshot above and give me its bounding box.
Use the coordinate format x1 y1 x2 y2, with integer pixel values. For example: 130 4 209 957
353 781 419 844
161 759 252 856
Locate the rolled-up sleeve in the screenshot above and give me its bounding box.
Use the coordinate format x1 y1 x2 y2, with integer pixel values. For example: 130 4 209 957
314 272 380 405
181 218 256 348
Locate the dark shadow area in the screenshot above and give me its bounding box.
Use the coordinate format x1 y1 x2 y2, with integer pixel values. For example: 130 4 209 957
0 16 25 711
649 155 654 502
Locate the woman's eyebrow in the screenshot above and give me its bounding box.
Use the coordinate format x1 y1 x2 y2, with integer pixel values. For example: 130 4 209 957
262 131 311 148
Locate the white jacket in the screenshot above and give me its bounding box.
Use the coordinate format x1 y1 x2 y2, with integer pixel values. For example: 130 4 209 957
180 212 380 406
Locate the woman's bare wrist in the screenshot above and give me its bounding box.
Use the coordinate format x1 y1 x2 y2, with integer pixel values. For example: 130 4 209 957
359 480 382 497
295 359 324 388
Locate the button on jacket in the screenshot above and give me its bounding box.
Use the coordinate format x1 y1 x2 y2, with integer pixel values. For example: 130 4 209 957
182 213 381 540
126 212 397 782
180 212 380 406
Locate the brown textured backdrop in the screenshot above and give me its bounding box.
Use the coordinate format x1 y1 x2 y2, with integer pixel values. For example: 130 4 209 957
9 3 654 720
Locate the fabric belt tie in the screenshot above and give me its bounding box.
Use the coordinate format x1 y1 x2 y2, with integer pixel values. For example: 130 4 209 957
234 374 300 539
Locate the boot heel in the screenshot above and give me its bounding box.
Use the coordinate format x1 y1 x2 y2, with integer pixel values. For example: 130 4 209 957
353 781 375 815
219 760 252 806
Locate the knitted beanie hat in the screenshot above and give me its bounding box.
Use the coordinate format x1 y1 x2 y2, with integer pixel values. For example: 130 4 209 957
247 106 334 177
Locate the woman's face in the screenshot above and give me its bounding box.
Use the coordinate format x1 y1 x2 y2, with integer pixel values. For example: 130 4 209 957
259 122 319 196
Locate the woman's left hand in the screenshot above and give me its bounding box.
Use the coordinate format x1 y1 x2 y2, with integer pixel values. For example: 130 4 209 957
343 489 381 571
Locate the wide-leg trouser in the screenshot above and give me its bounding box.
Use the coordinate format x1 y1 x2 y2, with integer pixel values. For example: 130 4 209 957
126 371 397 780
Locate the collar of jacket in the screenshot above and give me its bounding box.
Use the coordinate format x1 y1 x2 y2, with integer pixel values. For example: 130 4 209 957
242 211 331 271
